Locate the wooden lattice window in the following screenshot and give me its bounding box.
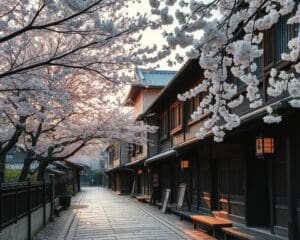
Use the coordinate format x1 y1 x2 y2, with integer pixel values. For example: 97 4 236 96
170 101 182 130
159 111 169 140
186 94 201 121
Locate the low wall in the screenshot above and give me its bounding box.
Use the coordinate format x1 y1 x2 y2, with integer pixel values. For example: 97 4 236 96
0 203 51 240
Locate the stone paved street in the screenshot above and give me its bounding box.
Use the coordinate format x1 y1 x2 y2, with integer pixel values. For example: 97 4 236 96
35 187 214 240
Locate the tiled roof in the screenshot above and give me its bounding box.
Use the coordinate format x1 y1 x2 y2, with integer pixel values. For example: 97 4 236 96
6 161 62 170
136 68 176 87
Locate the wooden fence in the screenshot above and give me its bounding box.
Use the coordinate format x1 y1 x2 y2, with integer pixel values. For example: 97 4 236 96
0 176 66 239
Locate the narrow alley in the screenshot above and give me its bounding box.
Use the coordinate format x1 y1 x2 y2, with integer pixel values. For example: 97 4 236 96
35 187 213 240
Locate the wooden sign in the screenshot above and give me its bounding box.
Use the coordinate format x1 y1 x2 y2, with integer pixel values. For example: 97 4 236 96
161 189 171 213
176 183 186 210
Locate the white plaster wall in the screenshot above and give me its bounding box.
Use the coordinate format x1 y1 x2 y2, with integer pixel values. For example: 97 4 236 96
0 203 51 240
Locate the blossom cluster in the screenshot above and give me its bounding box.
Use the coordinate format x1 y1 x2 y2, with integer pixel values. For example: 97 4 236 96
151 0 300 142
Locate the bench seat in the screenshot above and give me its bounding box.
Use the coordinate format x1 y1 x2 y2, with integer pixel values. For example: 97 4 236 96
222 227 256 240
135 195 150 203
191 215 233 237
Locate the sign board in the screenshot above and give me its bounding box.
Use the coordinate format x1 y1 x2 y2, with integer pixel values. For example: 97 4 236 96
161 189 171 213
176 183 186 210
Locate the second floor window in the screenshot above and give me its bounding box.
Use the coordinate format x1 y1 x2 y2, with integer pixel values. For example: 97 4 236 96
264 15 298 69
159 111 169 140
186 94 201 121
129 143 143 157
136 144 143 154
113 146 119 160
170 101 182 130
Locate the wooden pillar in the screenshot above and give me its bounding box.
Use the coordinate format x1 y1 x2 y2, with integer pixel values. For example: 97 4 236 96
43 179 46 227
77 170 81 192
286 136 297 239
27 179 31 240
0 183 2 231
268 155 274 233
226 157 230 214
209 144 218 211
49 174 55 222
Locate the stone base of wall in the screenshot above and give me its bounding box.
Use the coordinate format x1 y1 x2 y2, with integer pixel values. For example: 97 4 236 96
0 203 51 240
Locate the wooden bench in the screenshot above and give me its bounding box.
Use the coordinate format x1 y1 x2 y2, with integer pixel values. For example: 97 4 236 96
190 215 233 237
135 195 150 203
54 198 63 217
222 227 256 240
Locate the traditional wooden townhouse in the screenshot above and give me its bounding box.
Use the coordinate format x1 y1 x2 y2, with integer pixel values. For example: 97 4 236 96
124 68 176 196
104 142 133 194
105 68 175 195
138 15 300 240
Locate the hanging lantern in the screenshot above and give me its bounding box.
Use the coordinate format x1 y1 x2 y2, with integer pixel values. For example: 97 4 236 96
256 136 275 158
181 159 189 169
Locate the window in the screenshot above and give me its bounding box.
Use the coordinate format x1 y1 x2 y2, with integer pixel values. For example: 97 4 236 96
136 144 143 154
129 143 136 157
113 145 119 160
263 15 297 68
159 111 169 140
186 94 201 121
264 26 275 68
275 15 289 62
170 101 182 130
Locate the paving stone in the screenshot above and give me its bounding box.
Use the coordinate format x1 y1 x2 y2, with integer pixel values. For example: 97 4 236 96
34 187 214 240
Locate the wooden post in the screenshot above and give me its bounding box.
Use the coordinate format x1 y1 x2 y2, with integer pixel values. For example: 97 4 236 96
27 179 31 240
49 174 55 222
0 182 2 232
268 156 274 233
15 185 18 223
77 171 81 192
286 136 297 240
43 179 46 227
226 157 230 214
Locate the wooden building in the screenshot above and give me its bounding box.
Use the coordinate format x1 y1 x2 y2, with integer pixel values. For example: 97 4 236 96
107 17 299 239
105 69 176 195
104 142 133 194
138 16 300 240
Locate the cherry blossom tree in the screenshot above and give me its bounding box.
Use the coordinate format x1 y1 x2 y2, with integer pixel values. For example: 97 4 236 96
149 0 300 142
12 73 156 181
0 0 164 182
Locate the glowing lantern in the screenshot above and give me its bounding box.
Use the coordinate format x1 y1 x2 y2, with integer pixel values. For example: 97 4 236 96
256 136 275 158
181 159 189 169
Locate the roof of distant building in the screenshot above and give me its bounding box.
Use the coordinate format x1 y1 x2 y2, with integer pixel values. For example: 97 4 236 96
124 68 176 106
140 59 201 119
136 68 176 87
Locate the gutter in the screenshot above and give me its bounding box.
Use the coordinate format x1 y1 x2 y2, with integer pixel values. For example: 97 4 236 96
125 158 146 167
144 149 178 166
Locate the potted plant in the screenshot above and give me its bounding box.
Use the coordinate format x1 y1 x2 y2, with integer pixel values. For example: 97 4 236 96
59 184 73 209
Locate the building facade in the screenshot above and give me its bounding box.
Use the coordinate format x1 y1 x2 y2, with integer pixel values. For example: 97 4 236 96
105 17 299 240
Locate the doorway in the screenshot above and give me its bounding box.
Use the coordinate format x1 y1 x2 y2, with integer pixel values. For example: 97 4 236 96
246 155 271 227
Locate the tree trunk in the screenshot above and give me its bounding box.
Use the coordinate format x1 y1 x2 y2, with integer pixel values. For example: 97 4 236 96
37 162 48 181
19 155 32 182
0 154 6 183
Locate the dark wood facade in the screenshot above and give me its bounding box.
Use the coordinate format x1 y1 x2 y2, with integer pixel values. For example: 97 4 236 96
140 49 300 239
105 18 299 239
